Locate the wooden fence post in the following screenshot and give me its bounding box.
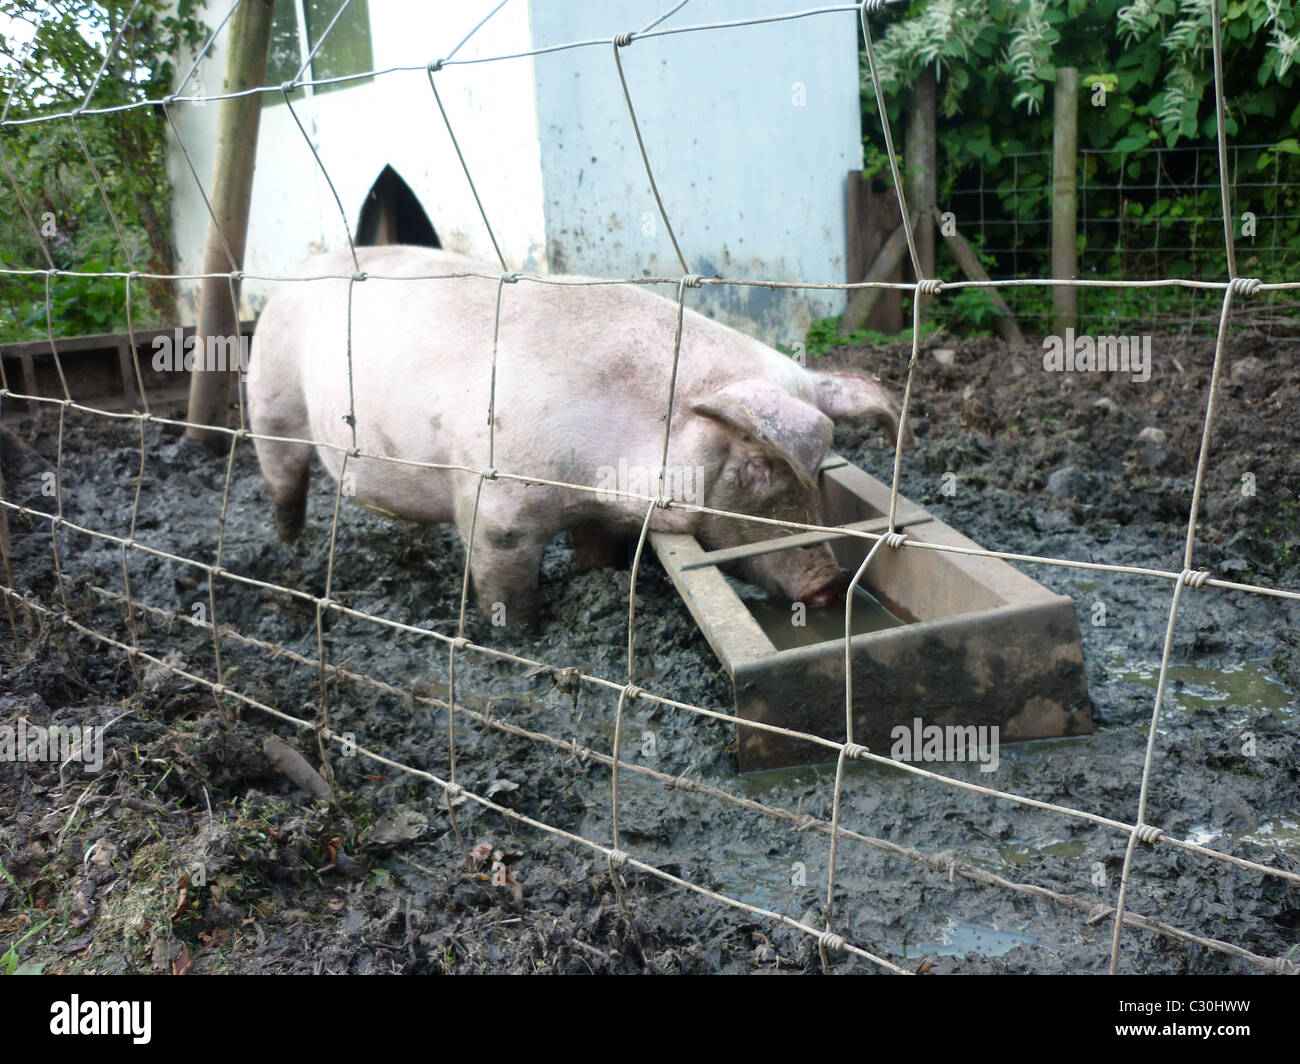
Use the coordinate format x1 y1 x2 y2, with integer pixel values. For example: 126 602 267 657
1051 66 1079 337
185 0 274 448
905 66 937 320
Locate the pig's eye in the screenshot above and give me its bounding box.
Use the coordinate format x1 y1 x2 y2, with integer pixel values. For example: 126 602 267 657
739 458 773 492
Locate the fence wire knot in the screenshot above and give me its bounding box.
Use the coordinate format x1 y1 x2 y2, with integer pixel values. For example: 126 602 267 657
444 781 464 798
653 495 673 510
427 58 444 73
818 929 845 951
1135 824 1165 844
1178 568 1211 588
681 274 703 288
481 467 499 481
843 742 870 759
608 848 631 866
501 271 521 284
1229 276 1262 296
916 278 944 295
621 683 644 702
861 0 891 12
451 636 471 652
613 31 636 47
883 531 906 549
352 272 367 283
279 81 296 96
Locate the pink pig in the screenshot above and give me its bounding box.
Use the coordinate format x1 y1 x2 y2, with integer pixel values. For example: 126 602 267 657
248 247 909 622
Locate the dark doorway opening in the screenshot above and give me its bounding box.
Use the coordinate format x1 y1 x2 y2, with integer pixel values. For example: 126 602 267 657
356 165 440 247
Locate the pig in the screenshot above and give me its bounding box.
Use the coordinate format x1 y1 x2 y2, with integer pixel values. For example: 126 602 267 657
248 246 910 623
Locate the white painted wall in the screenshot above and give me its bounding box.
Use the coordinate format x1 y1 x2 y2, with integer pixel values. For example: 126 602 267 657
529 0 863 344
167 1 862 344
168 2 548 321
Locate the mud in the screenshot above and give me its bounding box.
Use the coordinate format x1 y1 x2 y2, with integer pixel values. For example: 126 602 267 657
1 326 1298 974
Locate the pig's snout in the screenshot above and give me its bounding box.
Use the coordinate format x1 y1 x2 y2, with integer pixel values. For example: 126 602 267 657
798 567 851 608
735 539 851 610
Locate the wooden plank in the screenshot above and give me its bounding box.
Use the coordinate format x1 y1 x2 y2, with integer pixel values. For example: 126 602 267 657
866 178 905 335
842 169 906 336
115 338 135 403
931 206 1024 345
839 214 917 336
649 531 773 668
680 511 933 571
0 322 254 361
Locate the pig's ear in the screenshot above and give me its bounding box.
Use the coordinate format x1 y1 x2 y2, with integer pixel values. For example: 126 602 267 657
690 380 833 488
807 371 913 447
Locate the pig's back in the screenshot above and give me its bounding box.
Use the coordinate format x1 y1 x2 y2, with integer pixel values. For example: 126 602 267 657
257 245 803 471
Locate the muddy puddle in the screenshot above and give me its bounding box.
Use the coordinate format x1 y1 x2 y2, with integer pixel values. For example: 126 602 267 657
3 331 1299 974
1103 655 1295 721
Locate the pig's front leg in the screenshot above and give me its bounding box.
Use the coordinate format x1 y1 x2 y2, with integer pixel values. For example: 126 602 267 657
467 539 545 625
455 492 550 626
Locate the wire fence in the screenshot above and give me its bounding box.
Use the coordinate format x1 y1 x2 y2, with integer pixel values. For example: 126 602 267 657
1 0 1298 974
942 141 1300 337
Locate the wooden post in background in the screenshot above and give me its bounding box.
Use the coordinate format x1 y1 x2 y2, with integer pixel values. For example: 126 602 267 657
904 66 936 321
186 0 274 448
1051 66 1079 337
841 171 904 336
932 207 1025 346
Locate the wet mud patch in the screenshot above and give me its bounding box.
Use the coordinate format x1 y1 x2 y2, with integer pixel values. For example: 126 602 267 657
1 328 1298 973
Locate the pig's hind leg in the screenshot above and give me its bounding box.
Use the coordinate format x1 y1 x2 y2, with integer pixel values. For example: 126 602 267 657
253 437 313 542
570 520 634 570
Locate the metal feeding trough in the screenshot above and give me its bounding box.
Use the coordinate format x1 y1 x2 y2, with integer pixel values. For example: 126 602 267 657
651 455 1092 772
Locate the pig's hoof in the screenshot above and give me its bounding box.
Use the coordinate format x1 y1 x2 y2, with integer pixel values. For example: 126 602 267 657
271 500 306 543
475 589 544 630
